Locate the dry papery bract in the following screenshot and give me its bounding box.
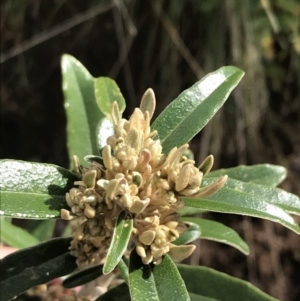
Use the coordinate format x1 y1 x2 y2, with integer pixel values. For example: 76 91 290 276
61 88 227 267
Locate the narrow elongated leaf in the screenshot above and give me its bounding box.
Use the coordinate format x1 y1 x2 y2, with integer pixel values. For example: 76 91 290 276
189 293 219 301
129 249 190 301
94 77 126 115
0 238 76 301
103 211 133 274
177 264 278 301
173 222 201 245
223 178 300 215
31 220 56 241
96 282 130 301
0 218 40 248
181 218 249 255
183 178 300 234
207 164 287 187
63 264 103 288
178 207 205 216
151 66 244 154
62 54 105 165
0 160 78 219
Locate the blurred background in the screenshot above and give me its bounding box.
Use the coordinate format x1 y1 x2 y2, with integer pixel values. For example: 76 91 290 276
1 0 299 300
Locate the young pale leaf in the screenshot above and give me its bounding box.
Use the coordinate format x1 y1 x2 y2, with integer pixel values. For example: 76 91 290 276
0 218 40 248
63 264 103 288
0 238 76 301
207 164 287 187
183 178 300 234
177 264 279 301
94 77 126 115
103 211 133 274
181 218 249 255
151 66 244 154
129 249 190 301
173 222 201 245
62 54 105 165
97 117 115 149
0 160 78 219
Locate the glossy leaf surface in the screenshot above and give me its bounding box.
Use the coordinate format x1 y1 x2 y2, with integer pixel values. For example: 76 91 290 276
94 77 126 115
207 164 287 187
223 178 300 215
0 160 78 219
96 117 115 149
178 264 278 301
103 211 133 274
183 178 300 234
62 54 104 165
151 66 244 154
63 264 103 288
129 249 190 301
0 218 40 248
0 238 76 301
181 218 249 255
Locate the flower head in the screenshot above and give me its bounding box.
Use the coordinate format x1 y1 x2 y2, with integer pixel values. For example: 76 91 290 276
61 88 227 267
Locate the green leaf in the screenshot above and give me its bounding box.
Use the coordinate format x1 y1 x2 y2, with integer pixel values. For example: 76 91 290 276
207 164 287 187
183 178 300 234
223 178 300 215
94 77 126 115
173 222 201 245
63 264 103 288
31 220 56 241
181 218 249 255
96 282 130 301
97 117 115 149
0 218 40 248
0 238 76 301
151 66 244 154
129 249 190 301
189 293 219 301
177 264 279 301
0 160 78 219
103 211 133 274
178 207 205 216
62 54 105 165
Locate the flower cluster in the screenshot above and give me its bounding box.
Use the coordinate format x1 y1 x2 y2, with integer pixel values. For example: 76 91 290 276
61 88 227 267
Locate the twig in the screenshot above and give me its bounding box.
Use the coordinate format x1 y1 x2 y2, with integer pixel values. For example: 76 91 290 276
151 2 204 79
0 2 115 64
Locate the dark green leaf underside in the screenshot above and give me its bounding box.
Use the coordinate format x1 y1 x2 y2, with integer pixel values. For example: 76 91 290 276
0 238 76 301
